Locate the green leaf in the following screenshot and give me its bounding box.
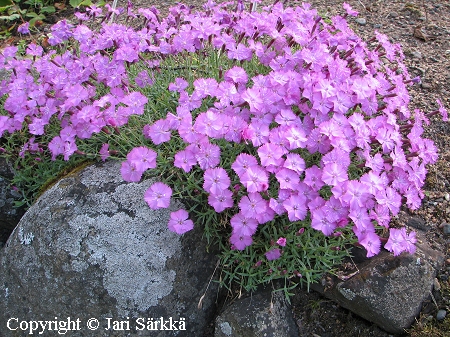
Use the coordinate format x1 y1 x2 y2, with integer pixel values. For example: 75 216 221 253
0 0 13 7
69 0 91 8
40 6 55 13
25 11 38 17
0 13 19 20
28 14 44 27
0 5 12 12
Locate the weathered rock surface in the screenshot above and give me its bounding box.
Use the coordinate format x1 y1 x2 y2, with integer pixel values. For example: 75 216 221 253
0 157 26 247
215 288 299 337
0 161 220 336
311 237 445 334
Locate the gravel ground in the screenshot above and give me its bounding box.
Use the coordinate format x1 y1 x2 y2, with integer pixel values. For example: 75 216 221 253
4 0 450 336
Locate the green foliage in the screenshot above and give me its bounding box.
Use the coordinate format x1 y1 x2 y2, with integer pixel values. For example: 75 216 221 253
69 0 92 9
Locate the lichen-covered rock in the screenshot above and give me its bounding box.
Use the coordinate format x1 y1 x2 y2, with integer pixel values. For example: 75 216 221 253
311 237 445 334
0 157 26 247
214 288 299 337
0 161 220 336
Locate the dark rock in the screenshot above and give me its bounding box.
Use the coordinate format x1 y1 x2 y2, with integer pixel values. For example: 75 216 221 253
407 216 428 232
443 224 450 235
311 236 445 334
215 288 298 337
0 161 221 336
0 157 26 247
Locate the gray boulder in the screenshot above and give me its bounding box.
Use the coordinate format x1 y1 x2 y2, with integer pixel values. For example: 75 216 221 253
311 235 445 334
0 157 26 247
215 288 299 337
0 160 220 336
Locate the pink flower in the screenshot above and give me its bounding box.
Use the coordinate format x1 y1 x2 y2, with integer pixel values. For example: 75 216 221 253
277 237 287 247
17 22 30 34
341 181 371 210
121 161 143 182
196 141 221 170
311 207 337 236
275 168 300 190
194 110 224 138
283 193 307 221
230 212 258 236
343 2 358 16
168 209 194 234
48 136 65 160
283 153 305 174
265 248 282 261
404 230 417 254
203 167 230 194
230 233 253 250
168 78 188 92
303 165 325 191
258 143 285 167
174 148 197 172
238 193 267 218
143 119 171 145
385 228 416 256
232 153 258 177
240 166 269 192
321 163 348 186
99 143 110 161
224 66 248 84
359 231 381 258
127 146 157 172
284 126 307 150
144 182 172 209
208 189 234 213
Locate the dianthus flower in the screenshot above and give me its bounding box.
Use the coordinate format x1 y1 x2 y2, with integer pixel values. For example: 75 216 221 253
265 248 282 261
230 212 258 237
230 233 253 250
232 153 259 177
208 189 234 213
283 193 307 221
196 141 221 170
168 209 194 234
144 182 172 209
240 165 269 192
203 167 230 194
238 192 267 218
174 148 197 172
126 146 157 172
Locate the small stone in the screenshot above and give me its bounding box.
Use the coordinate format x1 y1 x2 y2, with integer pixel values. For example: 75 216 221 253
389 12 398 18
421 82 432 89
434 278 441 291
445 193 449 201
411 51 422 59
355 18 366 26
436 310 447 321
9 189 21 198
418 16 426 21
373 24 382 29
443 224 450 235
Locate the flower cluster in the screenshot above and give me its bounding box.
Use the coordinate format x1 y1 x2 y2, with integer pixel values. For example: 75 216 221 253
0 1 448 263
